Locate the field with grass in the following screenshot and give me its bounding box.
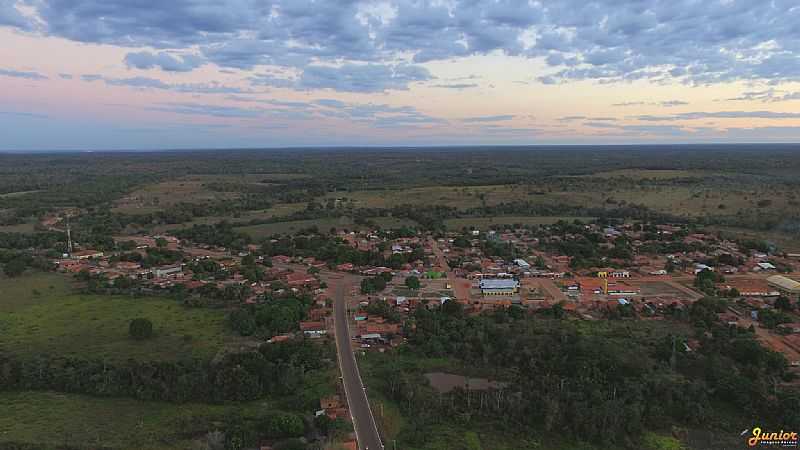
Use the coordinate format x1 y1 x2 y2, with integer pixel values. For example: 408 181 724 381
326 178 798 220
578 168 708 179
444 216 596 230
0 221 37 233
0 273 237 362
0 391 271 450
153 202 309 233
235 216 418 238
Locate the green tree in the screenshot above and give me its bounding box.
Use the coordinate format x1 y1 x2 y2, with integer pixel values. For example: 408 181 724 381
775 296 794 311
3 258 27 277
129 318 154 340
405 275 421 289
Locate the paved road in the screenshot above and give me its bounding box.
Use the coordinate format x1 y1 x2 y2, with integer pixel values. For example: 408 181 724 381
333 281 383 450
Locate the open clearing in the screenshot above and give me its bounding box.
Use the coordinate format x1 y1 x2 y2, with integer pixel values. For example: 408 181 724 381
235 216 417 238
577 169 708 179
0 273 235 362
0 221 37 233
153 202 308 233
444 216 595 230
326 182 797 219
0 391 270 450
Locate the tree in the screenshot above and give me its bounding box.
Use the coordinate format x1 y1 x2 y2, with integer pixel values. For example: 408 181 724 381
229 309 257 336
155 237 168 248
129 318 154 340
775 296 794 311
405 276 420 290
3 258 27 277
441 298 463 317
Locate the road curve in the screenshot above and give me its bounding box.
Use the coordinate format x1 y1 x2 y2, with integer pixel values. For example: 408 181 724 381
333 282 384 450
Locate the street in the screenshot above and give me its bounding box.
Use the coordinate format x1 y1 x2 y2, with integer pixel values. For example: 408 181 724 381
332 281 384 450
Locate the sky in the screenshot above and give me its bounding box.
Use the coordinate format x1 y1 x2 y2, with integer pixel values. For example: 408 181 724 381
2 0 800 150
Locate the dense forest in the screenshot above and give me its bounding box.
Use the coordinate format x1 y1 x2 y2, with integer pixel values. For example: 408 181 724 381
366 298 799 448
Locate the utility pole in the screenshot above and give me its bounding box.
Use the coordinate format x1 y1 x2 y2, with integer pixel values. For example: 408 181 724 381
66 215 74 255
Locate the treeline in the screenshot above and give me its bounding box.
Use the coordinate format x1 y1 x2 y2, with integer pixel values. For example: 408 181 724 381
0 231 65 250
261 233 424 268
380 299 799 448
0 339 327 404
229 295 312 337
172 222 252 250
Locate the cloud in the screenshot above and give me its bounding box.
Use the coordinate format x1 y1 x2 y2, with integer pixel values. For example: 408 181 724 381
612 100 689 108
125 51 205 72
620 125 690 136
0 2 32 30
635 111 800 121
462 115 515 123
105 76 170 89
584 122 618 128
147 102 263 118
0 110 48 119
431 83 479 89
558 116 618 122
5 0 800 89
659 100 689 107
0 68 48 80
81 74 250 94
725 89 800 103
298 64 431 93
314 98 444 127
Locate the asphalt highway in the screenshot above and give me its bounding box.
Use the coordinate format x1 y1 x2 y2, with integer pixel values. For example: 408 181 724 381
333 282 384 450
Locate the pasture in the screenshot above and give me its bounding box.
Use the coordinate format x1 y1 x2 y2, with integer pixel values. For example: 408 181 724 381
0 391 271 450
0 273 235 362
444 216 596 230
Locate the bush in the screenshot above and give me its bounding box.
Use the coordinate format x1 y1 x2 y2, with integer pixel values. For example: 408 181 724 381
129 318 154 340
405 276 420 289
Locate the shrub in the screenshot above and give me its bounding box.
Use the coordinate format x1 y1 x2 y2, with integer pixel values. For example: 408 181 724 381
129 318 154 340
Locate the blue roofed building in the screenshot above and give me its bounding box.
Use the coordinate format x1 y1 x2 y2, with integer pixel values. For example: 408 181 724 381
479 278 520 296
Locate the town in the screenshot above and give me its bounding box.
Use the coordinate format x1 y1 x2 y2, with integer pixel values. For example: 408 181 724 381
53 217 800 372
3 148 800 450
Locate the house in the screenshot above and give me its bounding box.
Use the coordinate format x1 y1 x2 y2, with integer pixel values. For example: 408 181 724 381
272 255 292 264
777 323 800 334
299 321 327 337
479 278 519 296
285 271 317 287
153 265 183 278
756 262 777 271
72 250 104 260
768 275 800 299
336 262 355 272
721 279 778 297
514 258 531 269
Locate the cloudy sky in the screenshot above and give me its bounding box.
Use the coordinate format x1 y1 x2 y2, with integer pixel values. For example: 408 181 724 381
2 0 800 150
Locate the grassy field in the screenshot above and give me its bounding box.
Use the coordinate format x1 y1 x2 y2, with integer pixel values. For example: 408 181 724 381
0 273 236 362
444 216 596 230
235 216 418 238
153 202 308 233
0 391 271 450
710 225 800 253
578 169 708 179
0 221 37 233
323 174 798 220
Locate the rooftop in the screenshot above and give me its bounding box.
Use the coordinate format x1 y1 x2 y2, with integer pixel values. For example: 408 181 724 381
480 279 520 290
767 275 800 292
